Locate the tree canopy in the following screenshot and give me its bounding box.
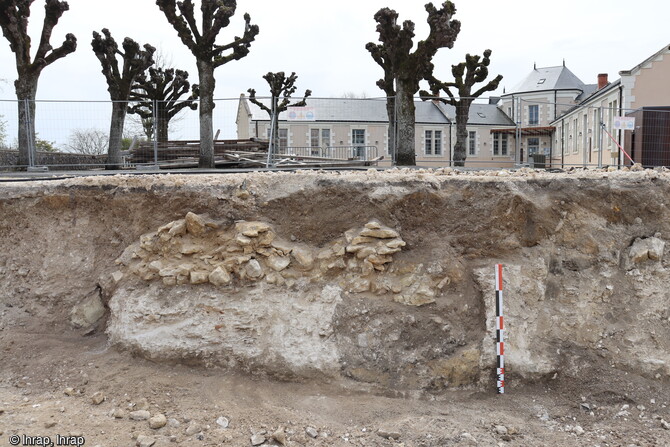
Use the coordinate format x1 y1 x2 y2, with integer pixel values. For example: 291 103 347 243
156 0 259 167
367 2 461 165
422 49 503 166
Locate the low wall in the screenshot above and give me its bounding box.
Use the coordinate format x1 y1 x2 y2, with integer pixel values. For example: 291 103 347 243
0 150 107 170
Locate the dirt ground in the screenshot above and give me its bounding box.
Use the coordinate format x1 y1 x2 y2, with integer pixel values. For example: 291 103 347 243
2 169 670 446
1 300 669 447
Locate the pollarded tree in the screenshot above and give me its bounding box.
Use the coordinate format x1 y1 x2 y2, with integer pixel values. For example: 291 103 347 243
247 72 311 153
128 67 199 143
0 0 76 167
156 0 259 168
365 41 396 162
422 49 502 166
91 29 155 169
367 2 460 166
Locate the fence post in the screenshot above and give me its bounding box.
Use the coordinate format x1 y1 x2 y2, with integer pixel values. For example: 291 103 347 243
512 98 523 165
266 95 278 168
24 99 36 168
152 99 159 166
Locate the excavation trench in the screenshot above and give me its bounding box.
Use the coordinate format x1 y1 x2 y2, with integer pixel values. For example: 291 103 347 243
2 169 670 395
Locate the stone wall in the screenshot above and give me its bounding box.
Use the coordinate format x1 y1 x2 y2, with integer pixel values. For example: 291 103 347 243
0 150 107 170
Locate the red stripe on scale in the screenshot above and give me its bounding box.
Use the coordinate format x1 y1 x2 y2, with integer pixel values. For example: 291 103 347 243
495 264 505 394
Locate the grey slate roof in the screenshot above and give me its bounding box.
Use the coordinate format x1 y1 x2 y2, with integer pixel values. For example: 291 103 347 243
243 97 447 124
506 65 586 94
241 96 515 127
551 79 623 124
439 103 515 126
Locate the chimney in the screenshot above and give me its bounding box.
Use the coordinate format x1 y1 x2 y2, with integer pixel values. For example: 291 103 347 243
598 73 609 89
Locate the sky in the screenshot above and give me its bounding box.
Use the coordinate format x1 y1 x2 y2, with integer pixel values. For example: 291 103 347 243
0 0 669 144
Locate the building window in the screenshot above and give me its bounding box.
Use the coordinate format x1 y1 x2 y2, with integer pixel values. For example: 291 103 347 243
424 130 442 155
468 131 477 156
528 137 540 155
267 127 289 150
310 128 331 156
352 129 366 158
493 133 508 156
573 118 579 153
529 105 539 125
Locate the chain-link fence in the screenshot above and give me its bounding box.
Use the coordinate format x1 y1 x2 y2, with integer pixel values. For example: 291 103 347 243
0 95 668 171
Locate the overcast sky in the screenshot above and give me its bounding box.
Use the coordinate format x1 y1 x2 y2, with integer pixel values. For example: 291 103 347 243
1 0 668 101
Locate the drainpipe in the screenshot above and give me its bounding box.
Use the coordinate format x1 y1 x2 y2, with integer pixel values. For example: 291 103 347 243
549 129 553 169
561 118 565 169
618 84 623 169
554 90 558 122
449 121 452 167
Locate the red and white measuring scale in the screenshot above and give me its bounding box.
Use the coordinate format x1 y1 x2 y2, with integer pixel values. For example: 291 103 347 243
495 264 505 394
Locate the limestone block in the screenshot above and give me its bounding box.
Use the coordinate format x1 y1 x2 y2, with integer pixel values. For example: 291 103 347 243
209 267 232 286
367 254 393 265
393 293 435 307
236 221 272 237
350 279 371 293
629 237 666 264
158 266 179 277
70 291 106 328
385 238 406 249
344 228 358 244
180 243 201 255
185 212 207 236
265 272 285 286
245 259 264 279
162 276 176 286
364 220 382 230
271 240 294 255
256 230 276 247
236 235 252 246
351 236 378 246
190 271 209 285
292 247 314 270
267 255 291 272
355 247 377 260
317 248 333 260
140 232 158 251
326 258 347 270
360 227 400 239
168 219 187 238
148 260 163 272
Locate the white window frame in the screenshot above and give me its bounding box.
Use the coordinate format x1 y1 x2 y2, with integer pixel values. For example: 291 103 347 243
529 104 539 125
309 127 332 156
351 128 366 158
468 131 477 156
493 133 509 156
423 129 443 156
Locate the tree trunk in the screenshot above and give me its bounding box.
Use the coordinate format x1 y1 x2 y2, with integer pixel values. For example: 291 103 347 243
394 80 416 166
156 102 169 143
270 96 280 155
196 59 215 168
107 101 127 169
385 96 396 163
453 101 472 167
15 76 38 168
